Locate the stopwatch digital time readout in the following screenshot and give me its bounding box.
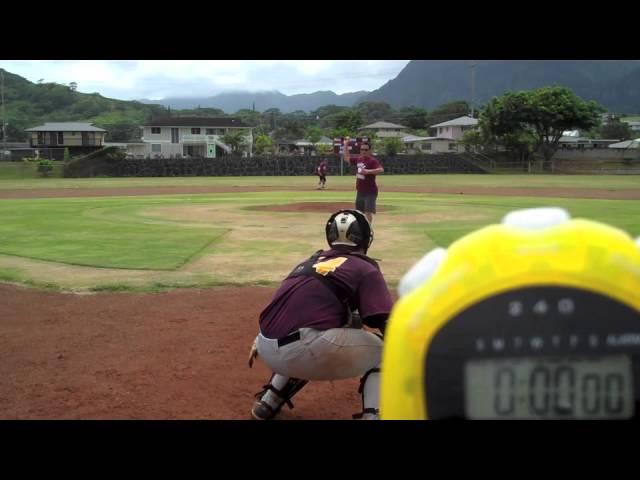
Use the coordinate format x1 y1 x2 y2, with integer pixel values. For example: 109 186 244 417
465 355 633 419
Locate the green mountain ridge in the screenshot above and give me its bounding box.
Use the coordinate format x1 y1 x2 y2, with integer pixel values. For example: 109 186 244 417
364 60 640 113
0 68 167 142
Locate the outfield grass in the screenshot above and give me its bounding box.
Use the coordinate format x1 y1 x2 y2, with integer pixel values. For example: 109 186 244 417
0 181 639 292
0 173 639 191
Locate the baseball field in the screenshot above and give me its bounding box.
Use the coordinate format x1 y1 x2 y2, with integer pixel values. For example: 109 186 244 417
1 173 639 419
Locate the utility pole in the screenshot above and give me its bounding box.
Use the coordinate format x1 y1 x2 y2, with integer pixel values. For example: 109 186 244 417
470 61 477 118
1 69 6 158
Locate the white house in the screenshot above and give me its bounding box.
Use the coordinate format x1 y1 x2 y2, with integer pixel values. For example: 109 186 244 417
141 117 253 158
608 138 640 149
104 142 147 158
430 116 479 140
622 120 640 133
557 136 620 149
359 121 408 138
402 134 460 154
293 136 333 155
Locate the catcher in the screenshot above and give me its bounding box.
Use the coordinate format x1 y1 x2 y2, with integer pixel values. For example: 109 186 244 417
248 209 393 420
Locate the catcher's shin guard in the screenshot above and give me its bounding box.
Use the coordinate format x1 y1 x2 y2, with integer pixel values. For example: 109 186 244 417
352 367 381 420
251 374 309 420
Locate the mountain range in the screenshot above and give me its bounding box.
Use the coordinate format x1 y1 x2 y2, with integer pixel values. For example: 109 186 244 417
139 90 368 113
142 60 640 114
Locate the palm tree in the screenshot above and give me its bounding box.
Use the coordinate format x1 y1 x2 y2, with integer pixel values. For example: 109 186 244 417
222 131 248 155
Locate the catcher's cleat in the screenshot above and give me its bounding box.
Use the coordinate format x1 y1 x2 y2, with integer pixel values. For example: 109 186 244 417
352 408 380 420
251 400 279 420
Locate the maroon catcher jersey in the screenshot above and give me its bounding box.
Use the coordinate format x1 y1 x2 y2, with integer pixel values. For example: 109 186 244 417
258 248 393 339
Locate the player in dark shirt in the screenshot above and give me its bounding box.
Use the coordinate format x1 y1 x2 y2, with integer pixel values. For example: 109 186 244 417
248 209 394 420
316 160 327 190
342 137 384 224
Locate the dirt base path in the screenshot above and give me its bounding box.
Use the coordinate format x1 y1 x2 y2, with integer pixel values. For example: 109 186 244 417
0 284 361 420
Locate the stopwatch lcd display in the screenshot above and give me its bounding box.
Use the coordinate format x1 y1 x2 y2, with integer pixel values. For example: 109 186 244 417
465 355 633 419
423 287 640 420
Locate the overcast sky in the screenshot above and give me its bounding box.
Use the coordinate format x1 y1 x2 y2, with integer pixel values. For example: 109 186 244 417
0 60 410 100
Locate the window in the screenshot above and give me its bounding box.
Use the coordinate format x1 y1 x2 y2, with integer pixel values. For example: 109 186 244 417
37 132 45 144
422 143 432 151
438 128 443 135
205 128 214 135
191 128 201 134
57 132 64 144
448 143 457 151
151 127 161 134
151 144 162 153
72 132 77 136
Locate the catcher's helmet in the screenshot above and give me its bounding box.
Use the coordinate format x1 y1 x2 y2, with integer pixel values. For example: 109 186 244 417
326 209 373 253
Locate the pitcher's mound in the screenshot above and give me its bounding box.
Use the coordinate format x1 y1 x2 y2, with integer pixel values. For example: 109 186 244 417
250 202 387 213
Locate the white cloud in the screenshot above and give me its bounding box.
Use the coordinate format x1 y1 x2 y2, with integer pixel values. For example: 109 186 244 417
0 60 409 100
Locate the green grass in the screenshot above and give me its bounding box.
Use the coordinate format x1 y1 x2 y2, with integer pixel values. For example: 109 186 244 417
1 173 639 191
0 196 229 269
0 175 638 291
0 162 65 180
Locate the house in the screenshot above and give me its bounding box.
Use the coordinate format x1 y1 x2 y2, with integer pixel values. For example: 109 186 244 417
104 142 147 158
402 134 460 154
558 136 620 149
141 117 253 158
621 120 640 133
292 136 333 155
429 116 479 140
608 138 640 149
359 121 408 139
24 122 107 156
0 142 32 160
274 138 299 155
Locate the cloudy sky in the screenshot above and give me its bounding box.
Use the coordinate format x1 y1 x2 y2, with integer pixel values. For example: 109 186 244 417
0 60 410 100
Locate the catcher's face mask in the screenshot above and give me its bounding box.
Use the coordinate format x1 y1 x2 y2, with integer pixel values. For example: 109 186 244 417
325 209 373 254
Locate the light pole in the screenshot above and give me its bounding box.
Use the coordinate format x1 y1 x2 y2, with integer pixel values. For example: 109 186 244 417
470 61 477 118
1 69 6 159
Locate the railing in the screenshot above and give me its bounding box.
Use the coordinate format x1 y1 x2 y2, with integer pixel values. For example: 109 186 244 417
182 134 208 143
181 134 251 144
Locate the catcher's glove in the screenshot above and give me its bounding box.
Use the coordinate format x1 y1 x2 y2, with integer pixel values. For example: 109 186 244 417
248 337 258 368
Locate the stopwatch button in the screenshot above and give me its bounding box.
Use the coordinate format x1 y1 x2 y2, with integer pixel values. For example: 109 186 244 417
398 247 447 297
502 207 570 230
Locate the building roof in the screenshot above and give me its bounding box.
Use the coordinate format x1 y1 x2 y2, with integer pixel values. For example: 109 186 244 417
143 117 250 128
559 136 620 143
431 116 479 128
360 121 408 130
608 139 640 149
294 136 333 146
402 135 451 143
25 122 107 132
104 142 145 147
